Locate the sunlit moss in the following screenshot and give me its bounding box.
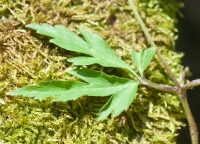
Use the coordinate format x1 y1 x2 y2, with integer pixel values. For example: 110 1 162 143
0 0 185 143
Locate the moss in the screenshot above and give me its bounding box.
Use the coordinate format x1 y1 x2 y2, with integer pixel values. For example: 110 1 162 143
0 0 185 143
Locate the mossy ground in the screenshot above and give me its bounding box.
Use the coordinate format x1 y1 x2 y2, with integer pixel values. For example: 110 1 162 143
0 0 185 143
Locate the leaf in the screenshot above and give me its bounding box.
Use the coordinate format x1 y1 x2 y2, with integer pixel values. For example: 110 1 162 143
26 23 91 55
9 80 88 100
26 23 139 78
21 23 141 120
63 69 139 120
79 29 131 70
10 69 138 120
131 47 156 77
98 83 138 120
67 57 102 66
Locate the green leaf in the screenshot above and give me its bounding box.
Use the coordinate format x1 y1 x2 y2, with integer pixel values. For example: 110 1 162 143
68 68 131 86
26 23 139 78
98 83 138 120
10 69 138 120
67 69 139 120
22 23 141 120
131 47 156 77
9 80 88 100
67 57 102 66
26 23 91 55
79 29 131 69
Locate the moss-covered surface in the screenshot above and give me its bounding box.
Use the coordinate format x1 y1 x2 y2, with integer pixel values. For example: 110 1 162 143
0 0 185 143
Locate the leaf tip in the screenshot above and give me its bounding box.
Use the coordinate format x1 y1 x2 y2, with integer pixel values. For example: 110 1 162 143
97 115 106 121
25 23 38 28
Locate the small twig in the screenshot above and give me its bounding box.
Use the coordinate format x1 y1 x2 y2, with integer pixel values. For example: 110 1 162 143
182 79 200 91
179 91 199 144
180 69 198 143
141 78 177 93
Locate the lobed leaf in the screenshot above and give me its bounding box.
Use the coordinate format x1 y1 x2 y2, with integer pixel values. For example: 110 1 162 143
131 47 156 77
16 23 143 120
78 29 133 70
26 23 139 78
10 80 87 100
26 23 91 55
10 69 138 120
68 68 131 86
98 82 138 120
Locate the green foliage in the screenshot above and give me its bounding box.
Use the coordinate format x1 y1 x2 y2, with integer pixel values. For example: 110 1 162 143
1 0 185 143
11 69 139 120
26 24 138 78
10 23 155 120
131 47 156 77
26 24 91 55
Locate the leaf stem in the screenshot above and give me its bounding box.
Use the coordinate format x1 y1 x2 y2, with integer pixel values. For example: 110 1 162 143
179 91 199 144
182 79 200 91
128 0 181 90
141 78 177 93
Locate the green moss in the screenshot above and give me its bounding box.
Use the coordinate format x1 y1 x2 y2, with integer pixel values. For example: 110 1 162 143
0 0 185 143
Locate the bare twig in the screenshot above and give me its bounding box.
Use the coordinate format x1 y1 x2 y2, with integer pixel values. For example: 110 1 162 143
179 92 199 144
182 79 200 91
141 78 177 93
